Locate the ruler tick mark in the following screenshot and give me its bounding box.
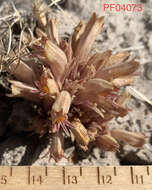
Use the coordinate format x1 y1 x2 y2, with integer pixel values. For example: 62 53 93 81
45 167 48 176
130 166 134 184
28 166 31 185
62 167 65 185
97 167 100 185
10 167 13 176
114 167 117 176
147 166 149 176
80 167 82 176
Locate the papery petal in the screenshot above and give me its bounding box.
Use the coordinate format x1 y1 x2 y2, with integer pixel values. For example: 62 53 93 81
51 91 72 123
9 80 41 102
74 13 104 62
44 39 67 84
46 18 60 45
47 78 59 96
87 102 104 118
74 78 114 105
87 50 112 70
50 132 64 162
116 91 130 107
96 59 139 81
8 60 37 85
112 75 135 87
83 78 114 93
96 134 120 152
72 20 86 51
60 38 73 64
104 51 130 68
97 95 128 117
111 129 146 148
79 64 96 80
58 39 73 84
9 80 38 93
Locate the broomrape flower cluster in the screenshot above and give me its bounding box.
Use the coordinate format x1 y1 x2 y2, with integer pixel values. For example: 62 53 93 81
6 0 146 161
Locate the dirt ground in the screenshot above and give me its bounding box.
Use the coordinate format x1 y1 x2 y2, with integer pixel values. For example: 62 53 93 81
0 0 152 165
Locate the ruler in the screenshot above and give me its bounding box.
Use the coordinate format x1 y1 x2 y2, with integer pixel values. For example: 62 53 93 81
0 166 151 190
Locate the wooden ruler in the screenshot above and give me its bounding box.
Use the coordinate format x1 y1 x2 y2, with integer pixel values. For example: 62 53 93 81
0 166 151 190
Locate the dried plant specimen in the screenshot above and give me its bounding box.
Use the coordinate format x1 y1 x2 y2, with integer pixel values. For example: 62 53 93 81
3 0 146 161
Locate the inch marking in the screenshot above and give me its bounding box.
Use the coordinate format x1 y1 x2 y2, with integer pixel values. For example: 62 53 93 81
147 166 149 176
28 167 31 185
80 167 82 176
45 167 48 176
10 167 12 177
97 167 100 185
113 167 117 176
62 167 65 185
32 175 42 185
130 167 134 184
135 175 143 184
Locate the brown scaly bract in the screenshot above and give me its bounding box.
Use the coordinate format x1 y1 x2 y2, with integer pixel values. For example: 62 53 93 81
7 0 146 161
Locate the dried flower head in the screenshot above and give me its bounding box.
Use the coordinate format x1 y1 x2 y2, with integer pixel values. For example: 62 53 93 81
5 1 146 161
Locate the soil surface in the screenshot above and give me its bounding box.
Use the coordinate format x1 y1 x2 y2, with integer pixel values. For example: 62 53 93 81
0 0 152 165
